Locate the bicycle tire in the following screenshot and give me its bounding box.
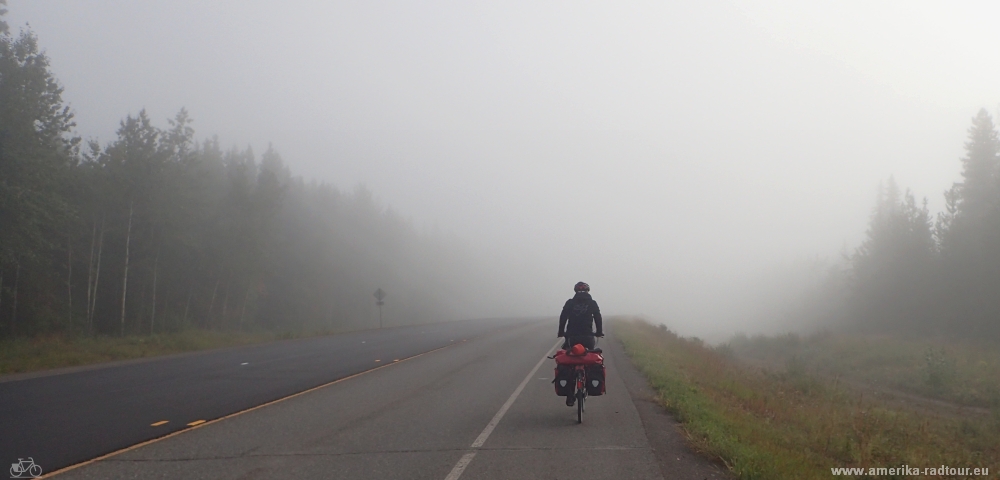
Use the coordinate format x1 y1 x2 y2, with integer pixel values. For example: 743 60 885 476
29 464 42 477
576 393 584 423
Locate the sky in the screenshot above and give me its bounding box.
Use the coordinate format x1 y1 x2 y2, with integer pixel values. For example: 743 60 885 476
8 1 1000 337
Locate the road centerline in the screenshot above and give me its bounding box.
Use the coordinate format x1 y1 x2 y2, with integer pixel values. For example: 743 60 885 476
35 339 469 479
443 339 562 480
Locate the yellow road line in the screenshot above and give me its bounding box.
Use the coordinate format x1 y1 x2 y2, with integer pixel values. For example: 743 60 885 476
39 342 460 479
150 421 168 427
186 420 205 427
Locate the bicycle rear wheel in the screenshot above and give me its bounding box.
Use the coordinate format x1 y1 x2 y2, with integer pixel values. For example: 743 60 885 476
576 392 584 423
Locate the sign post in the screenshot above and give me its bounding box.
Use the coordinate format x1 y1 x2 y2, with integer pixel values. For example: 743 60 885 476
374 288 386 328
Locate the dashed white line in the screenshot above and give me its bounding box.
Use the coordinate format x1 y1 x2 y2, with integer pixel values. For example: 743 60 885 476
443 452 476 480
443 339 561 480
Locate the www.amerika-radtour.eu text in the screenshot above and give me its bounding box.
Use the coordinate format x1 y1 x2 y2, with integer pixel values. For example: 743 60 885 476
831 466 989 476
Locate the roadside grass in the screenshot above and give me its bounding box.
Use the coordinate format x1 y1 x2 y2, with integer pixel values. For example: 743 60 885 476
617 318 1000 480
0 330 288 375
726 331 1000 408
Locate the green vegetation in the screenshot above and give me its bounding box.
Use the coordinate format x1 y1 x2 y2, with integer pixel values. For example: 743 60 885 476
798 108 1000 341
728 332 1000 409
0 329 289 375
618 319 1000 480
0 4 487 341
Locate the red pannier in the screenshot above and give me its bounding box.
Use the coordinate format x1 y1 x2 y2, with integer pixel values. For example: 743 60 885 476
553 349 604 366
552 349 606 396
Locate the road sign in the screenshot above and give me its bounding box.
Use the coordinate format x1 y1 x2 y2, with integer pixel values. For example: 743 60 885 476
374 288 386 328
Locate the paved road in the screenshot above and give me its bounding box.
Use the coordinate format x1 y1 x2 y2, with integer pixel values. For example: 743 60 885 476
1 318 530 476
4 318 730 479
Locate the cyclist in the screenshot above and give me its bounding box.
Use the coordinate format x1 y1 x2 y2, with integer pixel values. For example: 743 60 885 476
558 281 604 349
558 281 604 406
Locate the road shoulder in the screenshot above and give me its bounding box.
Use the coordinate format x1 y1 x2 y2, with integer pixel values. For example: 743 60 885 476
606 330 733 480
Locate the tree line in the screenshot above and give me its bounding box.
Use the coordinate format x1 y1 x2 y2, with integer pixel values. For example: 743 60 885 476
847 108 1000 338
0 10 485 338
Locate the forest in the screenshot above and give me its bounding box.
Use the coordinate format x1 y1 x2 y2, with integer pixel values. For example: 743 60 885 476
3 1 1000 343
842 108 1000 339
0 12 486 339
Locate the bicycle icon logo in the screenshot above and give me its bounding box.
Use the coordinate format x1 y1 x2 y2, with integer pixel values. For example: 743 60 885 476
9 458 42 478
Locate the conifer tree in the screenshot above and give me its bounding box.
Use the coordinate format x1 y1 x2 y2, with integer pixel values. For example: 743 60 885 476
852 177 934 331
0 3 495 338
937 109 1000 253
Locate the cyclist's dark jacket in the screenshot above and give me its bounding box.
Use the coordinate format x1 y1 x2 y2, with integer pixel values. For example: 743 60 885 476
558 292 603 337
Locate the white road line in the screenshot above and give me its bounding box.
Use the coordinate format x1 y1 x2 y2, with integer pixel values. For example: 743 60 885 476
443 452 477 480
443 339 562 480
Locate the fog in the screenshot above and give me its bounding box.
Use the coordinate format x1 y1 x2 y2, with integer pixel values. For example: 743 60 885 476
10 1 1000 338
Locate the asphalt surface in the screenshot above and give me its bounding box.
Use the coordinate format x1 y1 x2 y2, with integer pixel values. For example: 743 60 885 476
4 318 731 479
1 318 530 476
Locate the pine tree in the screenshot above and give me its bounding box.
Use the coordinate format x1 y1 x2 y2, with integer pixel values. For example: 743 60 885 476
852 177 935 331
0 16 79 335
937 109 1000 253
0 1 8 36
0 23 78 268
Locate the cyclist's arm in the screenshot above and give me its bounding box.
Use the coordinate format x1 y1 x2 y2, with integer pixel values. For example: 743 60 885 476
592 300 604 336
558 301 570 336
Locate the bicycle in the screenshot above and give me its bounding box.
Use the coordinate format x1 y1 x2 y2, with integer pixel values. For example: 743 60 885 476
574 363 588 423
10 457 42 478
551 336 605 424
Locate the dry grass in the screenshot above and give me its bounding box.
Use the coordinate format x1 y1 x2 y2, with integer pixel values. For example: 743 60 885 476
617 318 1000 479
726 331 1000 408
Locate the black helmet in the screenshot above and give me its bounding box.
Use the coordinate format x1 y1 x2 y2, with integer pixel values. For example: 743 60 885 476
574 282 590 293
